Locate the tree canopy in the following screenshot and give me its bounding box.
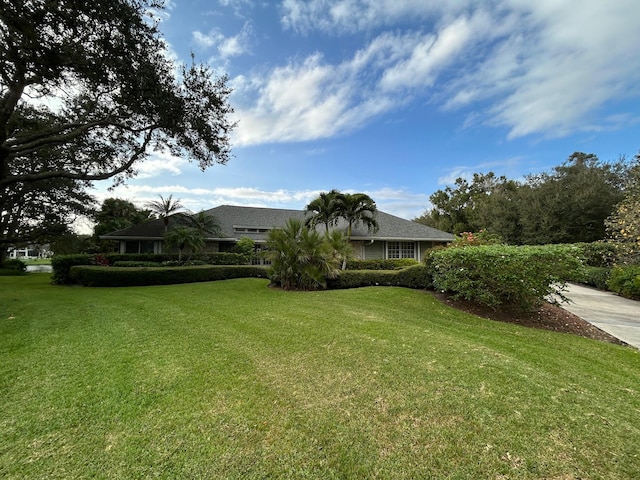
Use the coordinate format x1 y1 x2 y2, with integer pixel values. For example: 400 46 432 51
0 0 235 263
416 152 631 245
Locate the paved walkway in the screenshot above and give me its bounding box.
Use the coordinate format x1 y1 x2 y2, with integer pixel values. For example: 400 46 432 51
562 283 640 349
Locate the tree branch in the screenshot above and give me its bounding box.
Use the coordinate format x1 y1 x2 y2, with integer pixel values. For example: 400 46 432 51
0 130 154 187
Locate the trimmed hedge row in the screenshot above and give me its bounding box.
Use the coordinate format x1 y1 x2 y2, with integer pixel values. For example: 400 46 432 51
327 265 432 290
69 265 269 287
428 244 583 310
345 258 419 270
52 252 249 284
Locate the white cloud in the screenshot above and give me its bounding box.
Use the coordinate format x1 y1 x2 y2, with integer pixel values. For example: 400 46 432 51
276 0 640 140
89 182 430 222
134 151 188 179
281 0 472 34
192 22 253 59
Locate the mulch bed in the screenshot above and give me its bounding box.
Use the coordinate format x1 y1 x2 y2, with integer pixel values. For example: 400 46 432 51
431 291 627 346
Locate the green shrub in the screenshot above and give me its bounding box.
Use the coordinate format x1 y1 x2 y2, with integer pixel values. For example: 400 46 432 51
327 265 432 290
51 254 93 284
69 265 269 287
608 266 640 300
198 252 250 265
53 252 251 284
572 242 618 267
112 261 162 267
579 267 611 290
345 258 418 270
392 264 433 289
327 270 399 289
428 245 583 311
0 258 27 275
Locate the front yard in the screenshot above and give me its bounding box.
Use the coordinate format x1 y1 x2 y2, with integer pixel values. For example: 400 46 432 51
1 274 639 478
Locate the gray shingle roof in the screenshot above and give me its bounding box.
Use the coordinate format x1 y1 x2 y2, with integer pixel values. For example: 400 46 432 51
101 205 454 243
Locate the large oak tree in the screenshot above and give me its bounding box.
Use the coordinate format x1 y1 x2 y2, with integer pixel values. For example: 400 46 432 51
0 0 235 263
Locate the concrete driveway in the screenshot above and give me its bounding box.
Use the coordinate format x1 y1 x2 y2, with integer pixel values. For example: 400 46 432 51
561 283 640 349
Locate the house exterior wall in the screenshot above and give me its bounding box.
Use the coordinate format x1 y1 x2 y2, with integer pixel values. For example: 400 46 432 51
363 241 385 260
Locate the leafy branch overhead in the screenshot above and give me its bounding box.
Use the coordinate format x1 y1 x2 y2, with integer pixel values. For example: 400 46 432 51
0 0 235 260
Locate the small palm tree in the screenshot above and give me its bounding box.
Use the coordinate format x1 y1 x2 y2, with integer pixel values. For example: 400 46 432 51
325 229 353 270
179 211 221 237
147 194 186 232
304 189 340 233
164 226 205 262
265 219 340 290
333 192 379 238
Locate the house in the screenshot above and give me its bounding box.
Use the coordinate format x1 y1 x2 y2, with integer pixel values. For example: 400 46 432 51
100 204 454 262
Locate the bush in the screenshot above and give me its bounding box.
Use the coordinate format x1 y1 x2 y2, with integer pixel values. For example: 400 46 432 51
69 265 269 287
579 267 611 290
52 252 252 284
327 265 432 290
112 261 162 267
327 270 400 289
51 254 94 284
345 258 418 270
428 245 583 311
608 266 640 300
572 242 618 267
0 258 27 276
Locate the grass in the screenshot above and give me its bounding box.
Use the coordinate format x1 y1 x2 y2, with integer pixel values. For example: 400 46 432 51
1 274 639 479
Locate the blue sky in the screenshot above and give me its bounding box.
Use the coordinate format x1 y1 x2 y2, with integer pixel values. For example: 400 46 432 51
89 0 640 227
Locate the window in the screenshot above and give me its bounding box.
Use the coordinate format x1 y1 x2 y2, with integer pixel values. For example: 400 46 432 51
387 241 415 259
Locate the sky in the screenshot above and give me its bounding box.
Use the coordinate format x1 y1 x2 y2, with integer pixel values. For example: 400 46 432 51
87 0 640 230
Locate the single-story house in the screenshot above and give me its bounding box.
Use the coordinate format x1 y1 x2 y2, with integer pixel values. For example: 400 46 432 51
100 204 454 262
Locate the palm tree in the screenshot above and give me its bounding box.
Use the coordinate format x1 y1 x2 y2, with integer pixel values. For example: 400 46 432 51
179 210 221 237
325 229 353 270
333 192 379 239
265 219 340 290
163 226 205 262
304 189 340 233
146 194 186 232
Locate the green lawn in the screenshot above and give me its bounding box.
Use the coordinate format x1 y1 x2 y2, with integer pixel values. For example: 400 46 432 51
1 274 639 479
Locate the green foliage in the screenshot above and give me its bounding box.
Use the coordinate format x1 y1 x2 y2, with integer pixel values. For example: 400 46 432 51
608 266 640 299
606 155 640 265
417 153 630 245
94 198 151 236
346 258 419 270
69 265 269 287
0 258 27 276
328 265 432 290
163 226 205 261
51 254 94 284
579 267 611 290
453 230 504 247
304 189 341 233
52 252 251 284
112 261 161 267
1 1 233 254
327 270 398 289
428 244 583 310
266 219 341 290
231 237 256 262
572 241 619 267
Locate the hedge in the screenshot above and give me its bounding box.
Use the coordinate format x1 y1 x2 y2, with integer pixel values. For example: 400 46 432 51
0 259 27 276
608 266 640 300
428 244 583 310
327 265 432 290
579 267 611 291
52 252 250 284
345 258 419 270
69 265 269 287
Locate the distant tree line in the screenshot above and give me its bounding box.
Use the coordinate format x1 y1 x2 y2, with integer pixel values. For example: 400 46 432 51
415 152 638 245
